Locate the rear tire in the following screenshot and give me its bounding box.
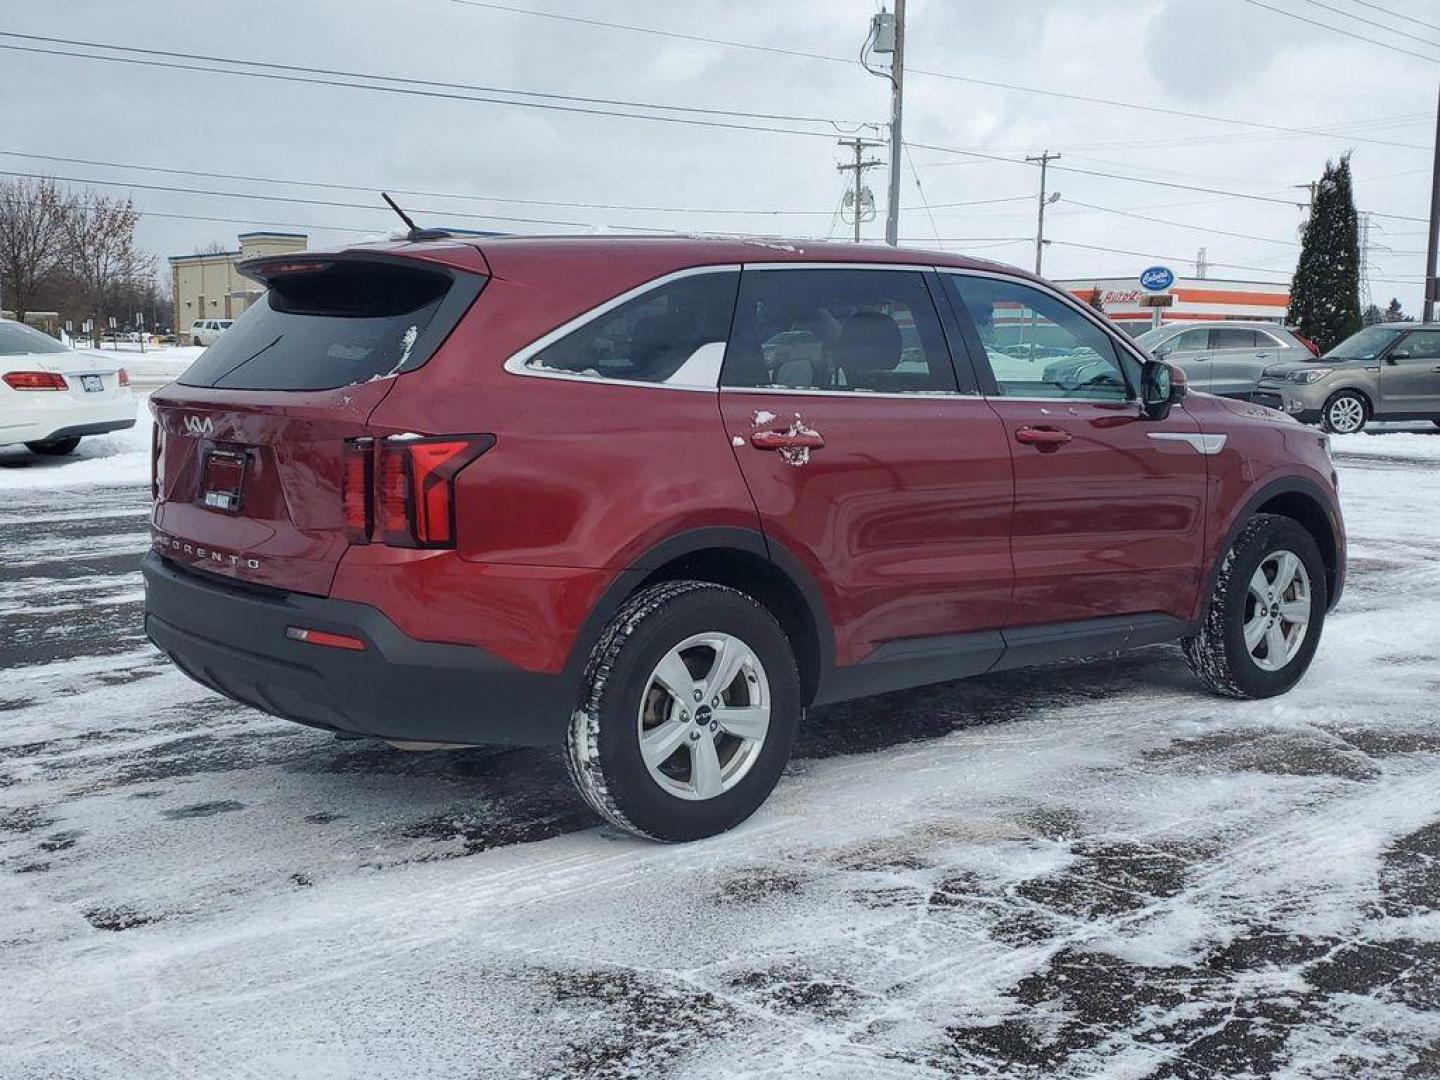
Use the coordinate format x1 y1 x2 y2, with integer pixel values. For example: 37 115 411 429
1182 514 1326 699
24 437 81 456
1321 390 1368 434
565 580 800 842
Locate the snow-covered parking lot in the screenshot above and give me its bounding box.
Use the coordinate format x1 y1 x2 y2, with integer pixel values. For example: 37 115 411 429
2 417 1439 1079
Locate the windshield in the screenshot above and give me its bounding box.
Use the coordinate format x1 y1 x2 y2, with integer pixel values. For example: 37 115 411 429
1326 326 1402 361
0 321 68 356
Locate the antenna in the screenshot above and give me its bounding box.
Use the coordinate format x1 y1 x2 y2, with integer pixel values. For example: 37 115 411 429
380 192 454 242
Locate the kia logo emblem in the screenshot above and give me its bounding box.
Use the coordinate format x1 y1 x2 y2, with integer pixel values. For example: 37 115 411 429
183 415 215 437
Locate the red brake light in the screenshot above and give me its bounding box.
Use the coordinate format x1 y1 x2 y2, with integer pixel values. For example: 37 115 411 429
346 435 493 549
118 368 131 387
4 371 67 391
343 439 374 544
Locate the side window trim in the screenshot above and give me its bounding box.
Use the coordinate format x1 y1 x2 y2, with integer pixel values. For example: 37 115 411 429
504 264 743 392
938 268 1144 402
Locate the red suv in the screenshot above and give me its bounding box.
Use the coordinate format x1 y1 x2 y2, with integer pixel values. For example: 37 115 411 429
144 237 1345 841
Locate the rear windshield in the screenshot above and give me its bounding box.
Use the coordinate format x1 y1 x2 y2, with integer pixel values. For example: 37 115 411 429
178 260 483 390
0 321 68 355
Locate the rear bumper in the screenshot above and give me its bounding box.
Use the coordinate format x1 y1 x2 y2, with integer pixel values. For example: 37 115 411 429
0 392 136 446
142 552 576 746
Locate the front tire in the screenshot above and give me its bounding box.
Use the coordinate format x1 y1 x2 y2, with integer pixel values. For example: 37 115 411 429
24 437 81 456
1182 514 1326 699
566 580 801 842
1321 390 1368 434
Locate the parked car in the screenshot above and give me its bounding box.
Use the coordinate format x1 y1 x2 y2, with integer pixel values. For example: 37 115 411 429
143 239 1345 841
0 318 135 454
189 319 233 347
1135 321 1314 399
1252 323 1440 434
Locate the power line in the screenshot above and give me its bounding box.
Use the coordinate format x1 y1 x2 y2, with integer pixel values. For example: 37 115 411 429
0 30 867 128
1236 0 1440 63
0 148 845 217
0 36 867 144
447 0 1433 151
904 140 1431 223
1292 0 1440 44
1340 0 1440 34
1061 199 1302 247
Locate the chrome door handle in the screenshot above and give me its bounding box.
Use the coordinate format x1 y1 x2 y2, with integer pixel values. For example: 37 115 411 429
751 430 826 451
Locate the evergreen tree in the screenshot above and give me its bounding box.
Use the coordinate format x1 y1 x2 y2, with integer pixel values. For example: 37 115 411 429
1287 154 1362 352
1384 297 1411 323
1362 303 1384 326
1087 286 1105 312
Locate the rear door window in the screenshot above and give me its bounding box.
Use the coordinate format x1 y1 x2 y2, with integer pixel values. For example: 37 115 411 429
1211 327 1261 350
179 259 484 391
721 268 962 394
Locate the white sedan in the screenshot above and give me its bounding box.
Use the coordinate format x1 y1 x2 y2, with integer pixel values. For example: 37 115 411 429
0 319 136 455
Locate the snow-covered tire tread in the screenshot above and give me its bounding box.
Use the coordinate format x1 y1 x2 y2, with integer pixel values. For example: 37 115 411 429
1181 513 1325 699
564 579 774 841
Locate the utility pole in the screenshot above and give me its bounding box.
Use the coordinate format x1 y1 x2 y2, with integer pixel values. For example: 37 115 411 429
1026 151 1061 275
836 138 884 243
885 0 906 246
1196 247 1209 280
1425 80 1440 323
1358 212 1374 313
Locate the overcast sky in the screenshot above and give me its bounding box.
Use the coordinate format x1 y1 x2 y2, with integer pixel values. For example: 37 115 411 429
1 0 1434 310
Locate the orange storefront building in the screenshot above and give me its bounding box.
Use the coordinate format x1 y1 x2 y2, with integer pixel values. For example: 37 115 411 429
1054 276 1291 333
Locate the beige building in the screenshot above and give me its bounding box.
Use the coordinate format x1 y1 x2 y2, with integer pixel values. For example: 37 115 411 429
169 231 307 334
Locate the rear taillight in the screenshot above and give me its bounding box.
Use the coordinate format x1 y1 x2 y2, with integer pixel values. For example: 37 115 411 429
343 435 494 549
150 423 163 501
3 371 67 391
118 368 131 387
343 439 374 544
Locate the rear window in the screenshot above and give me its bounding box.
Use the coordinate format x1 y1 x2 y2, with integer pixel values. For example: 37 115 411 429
0 321 68 355
178 260 484 390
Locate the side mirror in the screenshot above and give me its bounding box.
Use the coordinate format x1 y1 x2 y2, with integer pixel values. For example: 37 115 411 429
1141 359 1186 420
1388 349 1411 362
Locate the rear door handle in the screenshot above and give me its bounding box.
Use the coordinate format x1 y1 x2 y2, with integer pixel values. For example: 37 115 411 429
1014 426 1072 448
751 430 826 451
1431 365 1440 373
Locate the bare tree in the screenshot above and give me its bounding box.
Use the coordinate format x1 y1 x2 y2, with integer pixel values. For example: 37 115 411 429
0 177 68 322
61 190 146 345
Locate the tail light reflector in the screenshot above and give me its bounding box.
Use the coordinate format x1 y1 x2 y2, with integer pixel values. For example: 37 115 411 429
3 371 67 391
286 626 366 651
119 368 131 387
343 434 493 549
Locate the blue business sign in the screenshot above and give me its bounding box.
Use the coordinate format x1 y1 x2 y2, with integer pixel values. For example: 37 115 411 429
1140 265 1175 292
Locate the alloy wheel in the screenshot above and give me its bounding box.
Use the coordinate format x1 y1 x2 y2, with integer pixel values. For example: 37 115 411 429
1326 396 1365 434
636 632 771 801
1242 549 1311 672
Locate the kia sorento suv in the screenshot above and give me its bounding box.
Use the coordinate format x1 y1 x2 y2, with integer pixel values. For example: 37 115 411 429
143 237 1345 841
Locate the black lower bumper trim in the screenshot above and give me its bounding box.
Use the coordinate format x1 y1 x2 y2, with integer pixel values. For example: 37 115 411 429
142 553 575 746
42 418 137 441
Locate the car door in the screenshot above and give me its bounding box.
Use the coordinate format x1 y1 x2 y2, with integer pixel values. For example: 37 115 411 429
1380 329 1440 415
1208 326 1268 398
718 265 1014 671
941 271 1210 631
1157 327 1213 392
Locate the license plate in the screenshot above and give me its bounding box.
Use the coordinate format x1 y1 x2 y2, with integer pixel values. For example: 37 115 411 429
80 374 103 393
201 450 247 513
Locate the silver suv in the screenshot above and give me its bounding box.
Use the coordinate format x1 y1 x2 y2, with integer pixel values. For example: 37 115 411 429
1136 321 1313 399
1253 323 1440 434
